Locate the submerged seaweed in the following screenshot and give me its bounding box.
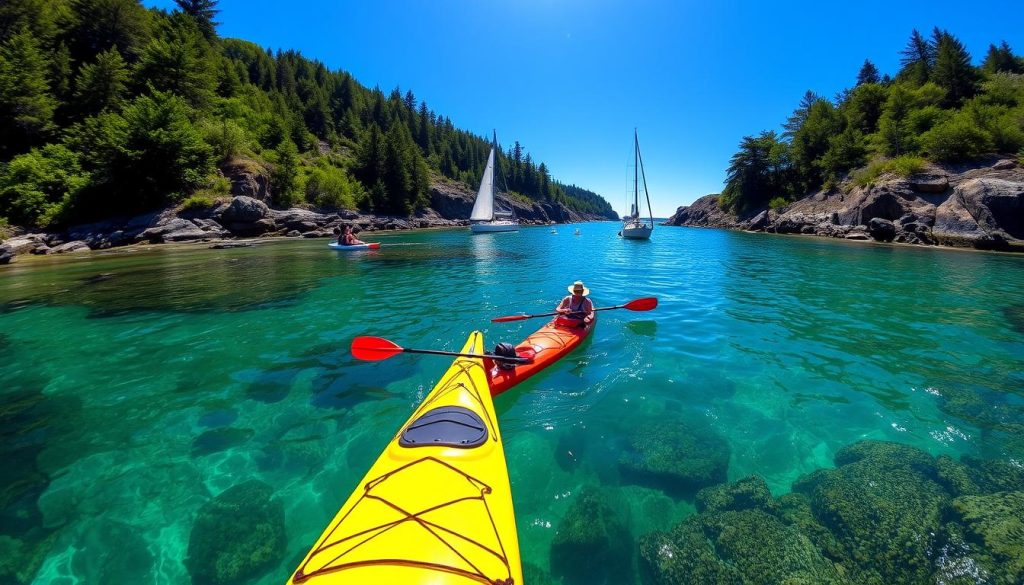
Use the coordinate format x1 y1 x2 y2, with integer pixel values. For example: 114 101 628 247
637 440 1024 585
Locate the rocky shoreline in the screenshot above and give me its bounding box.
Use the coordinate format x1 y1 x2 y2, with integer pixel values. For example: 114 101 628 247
0 178 608 265
663 157 1024 252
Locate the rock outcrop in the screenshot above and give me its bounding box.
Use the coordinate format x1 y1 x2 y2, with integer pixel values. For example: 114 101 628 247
663 158 1024 251
0 174 614 264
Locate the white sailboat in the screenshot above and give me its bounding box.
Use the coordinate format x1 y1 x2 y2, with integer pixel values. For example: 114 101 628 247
469 131 519 233
621 129 653 240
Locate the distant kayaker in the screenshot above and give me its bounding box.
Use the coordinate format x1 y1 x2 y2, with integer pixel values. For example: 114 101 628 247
338 225 366 246
556 280 595 328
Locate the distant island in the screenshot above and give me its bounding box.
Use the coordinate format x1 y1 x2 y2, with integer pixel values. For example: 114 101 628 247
665 29 1024 252
0 0 617 262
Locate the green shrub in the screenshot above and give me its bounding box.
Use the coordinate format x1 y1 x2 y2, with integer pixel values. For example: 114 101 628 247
200 118 249 163
768 196 789 210
921 114 994 161
851 159 888 187
304 164 364 209
886 155 927 176
0 144 89 227
180 192 217 212
851 155 926 187
908 106 952 134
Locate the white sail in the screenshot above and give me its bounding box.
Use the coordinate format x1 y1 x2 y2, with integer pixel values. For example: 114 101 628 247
469 148 495 221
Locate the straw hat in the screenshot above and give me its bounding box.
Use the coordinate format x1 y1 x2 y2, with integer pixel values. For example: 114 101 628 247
567 280 590 296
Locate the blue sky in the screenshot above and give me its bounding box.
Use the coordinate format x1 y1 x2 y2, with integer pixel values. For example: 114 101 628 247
147 0 1022 217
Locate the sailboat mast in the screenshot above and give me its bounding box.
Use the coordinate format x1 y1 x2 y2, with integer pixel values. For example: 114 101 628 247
633 129 639 216
635 131 654 225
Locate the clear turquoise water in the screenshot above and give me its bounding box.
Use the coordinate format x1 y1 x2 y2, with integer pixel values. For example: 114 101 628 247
2 223 1023 583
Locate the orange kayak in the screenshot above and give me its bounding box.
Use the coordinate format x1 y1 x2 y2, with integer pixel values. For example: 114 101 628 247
485 316 595 396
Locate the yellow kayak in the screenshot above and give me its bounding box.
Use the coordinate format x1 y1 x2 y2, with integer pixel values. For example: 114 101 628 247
288 331 522 585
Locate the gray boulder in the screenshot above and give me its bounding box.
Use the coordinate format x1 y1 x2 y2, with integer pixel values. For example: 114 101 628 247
1 237 43 255
868 217 896 242
52 241 90 253
220 196 270 224
933 178 1024 247
0 245 15 264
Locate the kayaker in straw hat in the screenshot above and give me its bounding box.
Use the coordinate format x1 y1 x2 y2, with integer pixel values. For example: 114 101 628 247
555 280 595 328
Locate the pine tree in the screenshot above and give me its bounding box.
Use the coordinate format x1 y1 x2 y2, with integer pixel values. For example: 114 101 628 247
74 47 129 116
67 0 150 63
898 29 933 86
0 28 57 157
982 41 1023 74
417 101 431 154
931 29 979 106
174 0 219 41
782 90 822 140
856 59 880 85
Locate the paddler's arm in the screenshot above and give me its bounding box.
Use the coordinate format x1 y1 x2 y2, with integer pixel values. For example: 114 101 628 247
555 296 570 314
582 298 595 324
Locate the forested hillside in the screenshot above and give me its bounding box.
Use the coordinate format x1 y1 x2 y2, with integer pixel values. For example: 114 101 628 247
720 28 1024 213
0 0 615 229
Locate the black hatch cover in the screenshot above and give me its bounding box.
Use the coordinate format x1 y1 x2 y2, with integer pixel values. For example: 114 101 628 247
399 406 488 449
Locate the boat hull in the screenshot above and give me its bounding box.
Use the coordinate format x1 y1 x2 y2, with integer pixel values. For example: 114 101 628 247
485 316 595 396
470 221 519 233
288 331 522 585
621 224 652 239
328 242 381 250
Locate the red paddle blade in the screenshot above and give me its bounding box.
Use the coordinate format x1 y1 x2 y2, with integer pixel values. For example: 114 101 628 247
351 336 404 361
624 297 658 311
491 314 530 323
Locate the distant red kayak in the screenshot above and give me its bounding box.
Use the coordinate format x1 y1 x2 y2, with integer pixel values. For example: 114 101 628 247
485 316 595 396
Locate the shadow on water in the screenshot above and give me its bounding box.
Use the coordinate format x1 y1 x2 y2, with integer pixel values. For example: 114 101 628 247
1005 303 1024 334
241 341 416 409
626 320 657 337
0 242 366 316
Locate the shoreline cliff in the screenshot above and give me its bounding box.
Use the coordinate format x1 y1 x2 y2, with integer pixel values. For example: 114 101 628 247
663 157 1024 252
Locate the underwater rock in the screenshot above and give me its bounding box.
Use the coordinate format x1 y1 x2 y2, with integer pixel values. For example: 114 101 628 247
695 475 775 514
792 440 951 584
550 486 634 585
958 455 1024 495
190 427 255 457
639 509 846 585
522 562 557 585
945 491 1024 584
1005 304 1024 334
0 532 60 585
616 412 730 497
186 480 285 585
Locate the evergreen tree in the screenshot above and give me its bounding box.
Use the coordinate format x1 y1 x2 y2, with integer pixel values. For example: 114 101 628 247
0 28 57 157
720 131 791 212
844 82 887 134
877 84 915 156
74 47 129 116
856 59 880 85
173 0 219 41
67 0 150 63
791 100 843 189
135 15 217 108
782 90 822 140
270 139 300 206
68 90 212 216
931 29 979 106
982 41 1022 74
898 29 933 86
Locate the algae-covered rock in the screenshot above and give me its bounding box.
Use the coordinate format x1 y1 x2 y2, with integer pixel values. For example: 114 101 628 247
695 475 775 514
792 440 951 584
185 480 286 585
522 562 557 585
616 411 730 497
550 486 633 585
639 509 847 585
946 491 1024 584
960 455 1024 494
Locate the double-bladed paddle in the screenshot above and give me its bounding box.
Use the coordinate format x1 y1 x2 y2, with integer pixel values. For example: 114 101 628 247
490 296 658 323
351 336 531 364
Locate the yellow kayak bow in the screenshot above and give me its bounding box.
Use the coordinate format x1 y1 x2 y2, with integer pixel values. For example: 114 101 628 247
288 331 522 584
